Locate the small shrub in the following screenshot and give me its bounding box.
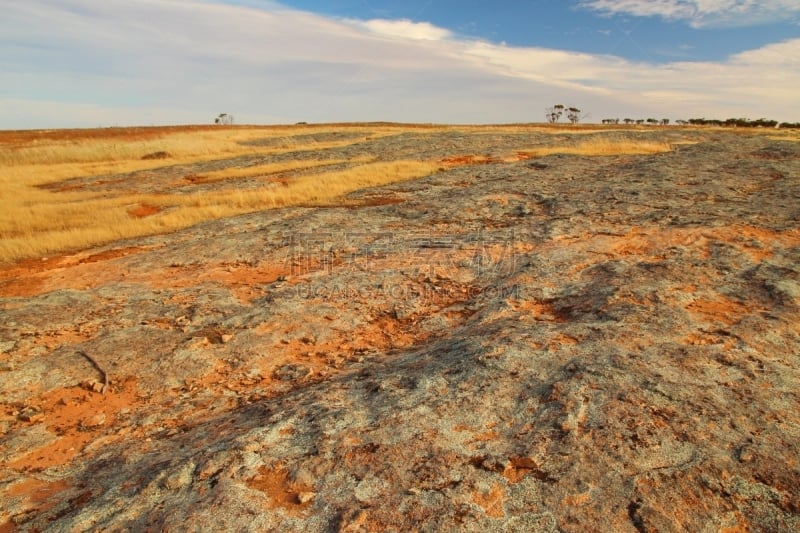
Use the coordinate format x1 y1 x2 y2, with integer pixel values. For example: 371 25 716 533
141 151 171 160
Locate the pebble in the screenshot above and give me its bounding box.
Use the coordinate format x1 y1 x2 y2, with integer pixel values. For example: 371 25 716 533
82 413 106 428
18 408 45 423
297 491 316 504
164 461 196 490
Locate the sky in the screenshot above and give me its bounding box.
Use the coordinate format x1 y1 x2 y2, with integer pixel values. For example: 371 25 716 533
1 0 799 128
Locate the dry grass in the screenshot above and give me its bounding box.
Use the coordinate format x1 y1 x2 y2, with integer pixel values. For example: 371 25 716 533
0 159 439 263
0 126 388 187
0 125 418 262
518 137 677 158
185 157 372 184
165 160 439 213
1 130 259 169
769 130 800 142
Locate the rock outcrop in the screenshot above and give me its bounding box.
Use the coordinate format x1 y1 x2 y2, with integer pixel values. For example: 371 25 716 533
1 128 799 531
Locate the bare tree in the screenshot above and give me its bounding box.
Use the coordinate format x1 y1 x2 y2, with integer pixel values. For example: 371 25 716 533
215 113 234 125
545 104 565 124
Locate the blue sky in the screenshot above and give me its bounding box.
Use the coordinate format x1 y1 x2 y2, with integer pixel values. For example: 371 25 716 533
2 0 799 128
273 0 800 62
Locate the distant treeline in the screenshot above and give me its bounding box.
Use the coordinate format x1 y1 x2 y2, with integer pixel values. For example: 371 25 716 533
599 117 800 128
686 118 800 129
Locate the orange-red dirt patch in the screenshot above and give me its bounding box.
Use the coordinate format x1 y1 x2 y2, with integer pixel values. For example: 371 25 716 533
127 204 162 218
686 295 750 325
439 154 501 166
247 464 315 516
4 378 139 471
472 482 506 518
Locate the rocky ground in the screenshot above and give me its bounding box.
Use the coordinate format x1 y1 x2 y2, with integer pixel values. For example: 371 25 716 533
1 127 799 532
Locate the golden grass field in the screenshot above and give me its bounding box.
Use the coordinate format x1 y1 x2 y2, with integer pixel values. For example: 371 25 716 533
0 124 415 263
3 122 793 265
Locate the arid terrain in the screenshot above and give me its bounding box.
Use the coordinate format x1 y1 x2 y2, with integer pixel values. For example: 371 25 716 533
1 123 799 532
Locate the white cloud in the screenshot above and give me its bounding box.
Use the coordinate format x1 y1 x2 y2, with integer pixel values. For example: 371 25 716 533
463 36 800 118
0 0 798 129
346 18 453 41
581 0 800 28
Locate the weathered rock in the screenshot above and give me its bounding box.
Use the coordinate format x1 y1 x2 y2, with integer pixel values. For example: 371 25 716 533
1 128 799 532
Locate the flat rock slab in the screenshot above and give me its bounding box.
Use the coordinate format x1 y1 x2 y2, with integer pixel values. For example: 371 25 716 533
1 129 799 532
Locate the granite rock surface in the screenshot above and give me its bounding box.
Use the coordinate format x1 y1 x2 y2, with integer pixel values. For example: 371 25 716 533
1 128 799 532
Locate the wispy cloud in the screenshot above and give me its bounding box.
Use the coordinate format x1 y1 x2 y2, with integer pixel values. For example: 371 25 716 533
581 0 800 28
345 18 454 41
1 0 798 129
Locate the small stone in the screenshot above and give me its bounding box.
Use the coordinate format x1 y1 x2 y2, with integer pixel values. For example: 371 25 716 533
164 461 196 490
0 340 16 353
221 334 234 343
354 477 382 503
273 364 312 382
242 441 261 453
82 413 106 429
19 408 45 423
290 466 315 487
339 510 369 532
245 367 264 380
393 307 414 321
297 491 316 504
738 447 754 463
